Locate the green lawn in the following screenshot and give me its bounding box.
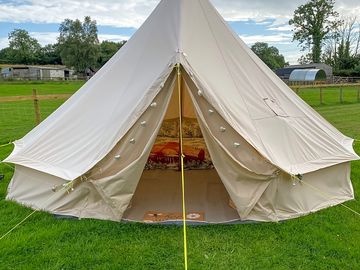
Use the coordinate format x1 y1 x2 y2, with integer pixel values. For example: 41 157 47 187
296 86 360 107
0 80 84 96
0 82 359 269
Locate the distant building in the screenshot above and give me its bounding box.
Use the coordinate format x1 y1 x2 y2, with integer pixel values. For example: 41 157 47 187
0 65 75 80
85 67 99 80
276 63 333 81
289 69 327 82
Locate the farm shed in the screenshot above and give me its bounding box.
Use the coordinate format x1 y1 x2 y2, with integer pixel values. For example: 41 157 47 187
276 63 332 80
289 69 327 82
0 65 74 80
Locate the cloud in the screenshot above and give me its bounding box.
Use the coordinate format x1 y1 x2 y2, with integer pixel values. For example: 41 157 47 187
211 0 306 23
268 24 293 32
0 0 159 28
0 0 358 29
98 34 131 43
251 20 272 26
240 33 292 45
0 36 8 48
30 32 59 46
1 0 359 65
284 51 303 64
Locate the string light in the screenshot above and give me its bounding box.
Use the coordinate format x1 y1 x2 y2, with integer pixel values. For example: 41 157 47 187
220 127 226 132
130 138 136 144
234 142 241 148
114 155 121 160
208 109 214 115
150 102 157 108
140 121 147 127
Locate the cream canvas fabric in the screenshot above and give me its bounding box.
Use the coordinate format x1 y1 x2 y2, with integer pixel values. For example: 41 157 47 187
5 0 359 223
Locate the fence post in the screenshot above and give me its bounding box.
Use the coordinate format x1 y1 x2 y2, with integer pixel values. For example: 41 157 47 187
320 87 323 105
32 89 41 125
339 87 343 103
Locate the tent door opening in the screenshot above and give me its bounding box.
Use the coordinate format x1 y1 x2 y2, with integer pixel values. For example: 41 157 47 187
122 66 240 223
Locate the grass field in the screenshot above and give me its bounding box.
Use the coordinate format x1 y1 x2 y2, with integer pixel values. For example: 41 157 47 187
0 81 359 269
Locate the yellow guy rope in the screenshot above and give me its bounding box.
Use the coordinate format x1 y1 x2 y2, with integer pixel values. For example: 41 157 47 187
0 180 75 241
0 141 13 148
176 63 188 270
292 175 360 218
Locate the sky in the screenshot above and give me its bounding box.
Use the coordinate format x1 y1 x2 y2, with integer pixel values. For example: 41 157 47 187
0 0 359 64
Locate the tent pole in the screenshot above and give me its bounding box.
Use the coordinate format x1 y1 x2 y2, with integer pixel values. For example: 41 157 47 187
176 63 188 270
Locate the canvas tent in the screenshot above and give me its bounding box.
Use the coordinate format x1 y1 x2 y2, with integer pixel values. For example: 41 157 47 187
4 0 359 223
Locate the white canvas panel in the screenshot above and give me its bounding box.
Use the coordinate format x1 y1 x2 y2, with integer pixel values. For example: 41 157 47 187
4 0 359 223
4 0 180 180
247 162 354 221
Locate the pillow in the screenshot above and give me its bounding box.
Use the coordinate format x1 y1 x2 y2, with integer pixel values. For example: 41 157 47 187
158 118 179 137
182 118 203 138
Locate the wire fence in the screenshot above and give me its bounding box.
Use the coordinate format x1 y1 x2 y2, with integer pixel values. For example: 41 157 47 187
290 84 360 106
0 87 78 145
0 83 359 146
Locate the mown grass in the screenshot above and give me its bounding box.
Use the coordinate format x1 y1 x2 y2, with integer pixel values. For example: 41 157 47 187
0 82 359 269
0 80 84 96
297 86 360 107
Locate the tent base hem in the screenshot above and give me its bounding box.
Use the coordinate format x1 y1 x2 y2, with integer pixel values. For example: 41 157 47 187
6 194 354 224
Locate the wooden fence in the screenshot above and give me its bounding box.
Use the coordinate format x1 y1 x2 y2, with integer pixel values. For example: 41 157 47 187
0 89 71 125
290 83 360 105
1 85 360 126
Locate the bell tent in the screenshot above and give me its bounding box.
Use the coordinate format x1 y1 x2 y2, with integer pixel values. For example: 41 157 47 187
4 0 359 223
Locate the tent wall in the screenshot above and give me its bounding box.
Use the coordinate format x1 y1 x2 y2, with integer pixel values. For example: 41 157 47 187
7 161 353 223
248 162 353 221
6 67 355 223
7 73 176 221
7 165 117 220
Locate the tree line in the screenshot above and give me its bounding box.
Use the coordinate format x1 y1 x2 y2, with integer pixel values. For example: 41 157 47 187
0 14 288 73
1 0 360 76
290 0 360 76
251 0 360 75
0 16 126 73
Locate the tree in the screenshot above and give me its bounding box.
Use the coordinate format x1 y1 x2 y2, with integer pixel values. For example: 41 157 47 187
97 40 126 67
0 47 13 64
8 29 41 64
289 0 341 63
58 16 100 73
39 44 62 65
322 17 360 70
251 42 287 70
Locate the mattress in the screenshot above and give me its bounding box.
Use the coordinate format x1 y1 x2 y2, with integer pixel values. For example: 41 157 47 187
146 136 213 170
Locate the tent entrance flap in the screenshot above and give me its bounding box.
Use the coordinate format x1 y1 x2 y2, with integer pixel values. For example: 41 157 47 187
45 66 277 223
121 67 275 223
122 69 241 223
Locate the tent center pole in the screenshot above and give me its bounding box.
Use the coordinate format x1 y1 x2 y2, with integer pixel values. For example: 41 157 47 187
176 63 188 270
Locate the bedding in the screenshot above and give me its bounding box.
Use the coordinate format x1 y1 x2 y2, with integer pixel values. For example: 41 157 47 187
145 137 213 170
146 117 212 170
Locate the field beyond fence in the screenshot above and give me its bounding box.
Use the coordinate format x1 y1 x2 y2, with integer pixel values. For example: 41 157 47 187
0 81 360 269
0 81 359 145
